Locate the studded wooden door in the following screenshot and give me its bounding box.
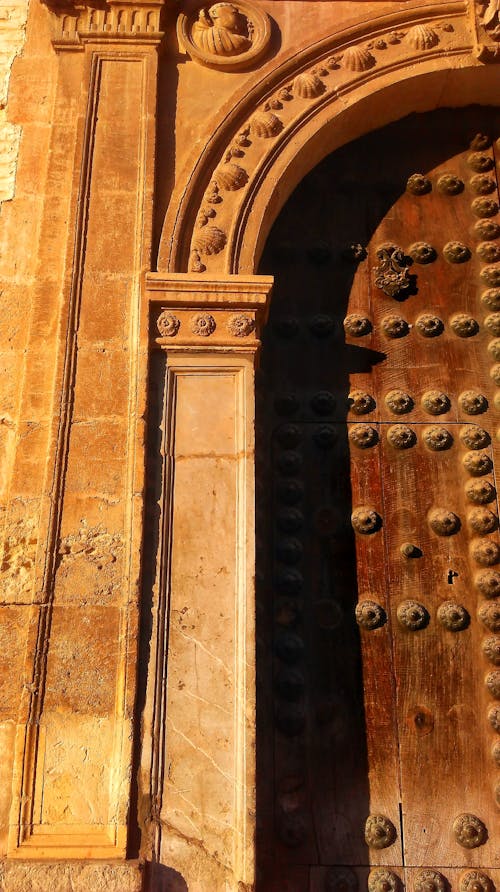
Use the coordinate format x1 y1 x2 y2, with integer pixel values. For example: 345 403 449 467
255 108 500 892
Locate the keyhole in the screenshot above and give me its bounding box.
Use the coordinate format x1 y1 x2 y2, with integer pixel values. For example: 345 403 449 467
448 569 459 584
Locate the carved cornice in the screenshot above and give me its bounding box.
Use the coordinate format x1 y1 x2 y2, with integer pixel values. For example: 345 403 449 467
43 0 165 50
471 0 500 61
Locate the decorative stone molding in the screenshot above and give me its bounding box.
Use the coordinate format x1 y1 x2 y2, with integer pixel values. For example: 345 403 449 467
160 1 472 274
43 0 164 50
177 0 271 70
472 0 500 61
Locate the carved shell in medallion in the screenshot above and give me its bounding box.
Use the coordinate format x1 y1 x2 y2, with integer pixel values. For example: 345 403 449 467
293 71 325 98
485 669 500 698
216 162 248 191
406 24 439 49
190 313 216 337
453 814 488 848
472 539 500 567
227 313 254 337
468 508 498 535
479 601 500 632
156 311 180 337
349 424 378 449
460 425 490 449
437 601 470 631
364 814 397 848
423 426 453 451
485 312 500 335
250 110 283 138
325 867 358 892
368 869 400 892
355 600 386 630
475 568 500 597
459 871 494 892
428 509 460 536
483 636 500 665
192 225 227 256
414 870 446 892
342 45 376 71
466 480 496 505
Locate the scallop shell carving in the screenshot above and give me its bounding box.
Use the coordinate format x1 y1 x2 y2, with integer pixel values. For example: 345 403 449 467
250 110 283 139
192 225 227 256
293 71 325 99
343 45 376 72
406 24 439 50
216 163 248 191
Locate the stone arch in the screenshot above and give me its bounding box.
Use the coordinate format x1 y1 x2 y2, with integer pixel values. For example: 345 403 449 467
158 1 500 277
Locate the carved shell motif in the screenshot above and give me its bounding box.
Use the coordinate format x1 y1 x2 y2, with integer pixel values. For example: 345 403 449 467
216 162 248 191
406 24 439 49
293 71 325 98
250 110 283 138
192 225 227 256
342 45 376 71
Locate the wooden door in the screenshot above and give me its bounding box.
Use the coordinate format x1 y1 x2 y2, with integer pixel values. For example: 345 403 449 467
256 107 500 892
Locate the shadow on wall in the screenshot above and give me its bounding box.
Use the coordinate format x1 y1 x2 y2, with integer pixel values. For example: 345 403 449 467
143 863 189 891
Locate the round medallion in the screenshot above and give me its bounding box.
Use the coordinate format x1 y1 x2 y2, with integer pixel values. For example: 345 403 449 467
482 637 500 665
423 426 453 451
344 314 372 337
177 1 272 71
428 509 460 536
276 479 304 505
488 704 500 731
364 814 397 849
463 451 493 476
349 424 378 449
468 508 498 535
311 391 335 416
313 425 336 449
275 667 305 701
485 313 500 336
381 314 409 338
453 814 487 848
479 601 500 632
190 312 216 336
276 508 304 533
355 600 386 630
409 242 437 264
227 313 255 337
472 540 500 567
416 314 444 337
276 424 302 448
157 311 180 337
406 174 432 195
368 869 400 892
437 601 470 631
385 390 414 415
475 220 500 241
481 266 500 288
274 393 300 416
277 451 302 475
309 314 335 337
351 506 381 535
325 867 358 892
459 391 488 415
387 424 416 449
475 569 500 598
397 600 430 631
482 288 500 309
414 869 447 892
471 197 499 218
477 242 500 263
450 314 479 337
422 391 451 415
443 242 471 264
485 669 500 698
275 630 304 664
470 173 496 195
465 480 496 505
459 871 494 892
488 338 500 360
460 425 490 449
437 173 464 195
468 153 495 173
276 537 303 564
349 391 376 415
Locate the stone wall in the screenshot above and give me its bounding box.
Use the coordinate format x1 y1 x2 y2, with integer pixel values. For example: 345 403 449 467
0 0 29 201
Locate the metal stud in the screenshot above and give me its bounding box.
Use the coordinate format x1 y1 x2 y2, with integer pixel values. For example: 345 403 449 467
468 508 498 535
387 424 416 449
276 508 304 533
471 540 500 567
355 600 387 630
467 153 495 172
275 701 306 736
275 667 305 701
485 313 500 336
275 630 305 664
485 669 500 698
460 426 491 449
349 391 376 414
422 390 451 415
276 424 302 448
437 173 464 195
428 509 460 536
414 870 447 892
423 426 453 451
487 704 500 731
453 814 488 848
437 601 470 631
482 288 500 309
381 314 409 338
479 602 500 632
364 814 397 849
397 600 429 631
349 424 378 449
313 425 336 449
409 242 437 264
481 266 500 288
310 391 335 415
488 338 500 360
276 538 303 564
492 740 500 765
466 480 496 504
275 393 300 416
482 637 500 665
471 197 499 218
351 506 381 535
309 314 335 337
477 242 500 263
475 219 500 240
368 870 400 892
275 568 303 595
277 451 303 476
459 391 488 415
276 480 304 505
459 871 494 892
470 174 496 194
325 867 358 892
406 173 432 195
443 242 471 264
463 451 493 476
416 314 444 337
343 314 372 337
450 314 479 337
385 390 414 415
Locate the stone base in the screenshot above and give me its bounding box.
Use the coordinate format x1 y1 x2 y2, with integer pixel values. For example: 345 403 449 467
0 861 143 891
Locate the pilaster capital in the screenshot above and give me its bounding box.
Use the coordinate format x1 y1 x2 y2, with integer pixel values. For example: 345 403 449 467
146 272 273 353
43 0 166 51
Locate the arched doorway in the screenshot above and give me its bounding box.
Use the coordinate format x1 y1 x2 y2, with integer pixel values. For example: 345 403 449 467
255 106 500 891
